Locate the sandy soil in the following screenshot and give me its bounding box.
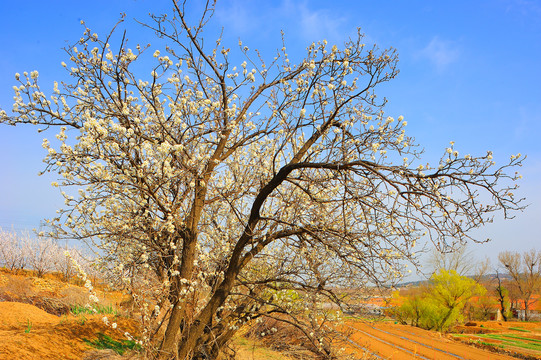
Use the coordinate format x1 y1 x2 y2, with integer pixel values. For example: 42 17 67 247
0 302 139 360
342 319 523 360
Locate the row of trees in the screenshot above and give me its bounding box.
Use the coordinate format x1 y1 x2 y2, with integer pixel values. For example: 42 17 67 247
0 1 525 359
393 248 541 331
0 227 96 281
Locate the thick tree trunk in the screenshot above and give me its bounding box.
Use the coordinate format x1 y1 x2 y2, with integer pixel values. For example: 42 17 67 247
160 230 199 358
160 302 184 359
176 287 228 359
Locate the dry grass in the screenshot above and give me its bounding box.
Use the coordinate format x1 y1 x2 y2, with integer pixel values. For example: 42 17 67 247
242 317 318 359
231 336 299 360
0 268 129 318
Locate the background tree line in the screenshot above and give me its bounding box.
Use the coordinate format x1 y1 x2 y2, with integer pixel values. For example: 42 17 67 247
392 248 541 331
0 227 98 282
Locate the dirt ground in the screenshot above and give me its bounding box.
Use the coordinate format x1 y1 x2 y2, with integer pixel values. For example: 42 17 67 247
0 302 139 360
341 319 539 360
1 269 539 359
0 269 297 360
1 301 539 360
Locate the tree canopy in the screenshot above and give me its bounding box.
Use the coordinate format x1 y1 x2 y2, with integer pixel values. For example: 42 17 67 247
0 1 525 359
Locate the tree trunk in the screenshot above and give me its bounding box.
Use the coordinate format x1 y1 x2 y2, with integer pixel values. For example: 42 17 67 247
160 302 184 359
438 308 455 332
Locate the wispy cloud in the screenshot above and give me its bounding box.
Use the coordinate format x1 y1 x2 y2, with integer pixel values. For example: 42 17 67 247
214 0 351 45
418 36 460 72
504 0 541 17
214 0 256 34
291 1 348 44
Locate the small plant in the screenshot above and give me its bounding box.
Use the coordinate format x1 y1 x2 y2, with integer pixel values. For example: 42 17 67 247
24 319 32 334
84 333 140 355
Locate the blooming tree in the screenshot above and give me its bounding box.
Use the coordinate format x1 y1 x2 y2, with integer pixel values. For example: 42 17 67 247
0 228 27 271
23 234 57 278
0 227 93 279
0 1 525 358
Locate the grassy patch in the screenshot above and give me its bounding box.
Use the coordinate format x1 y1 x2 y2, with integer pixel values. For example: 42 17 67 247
464 333 541 352
84 333 140 355
503 334 541 344
71 304 117 316
508 327 531 332
476 340 505 349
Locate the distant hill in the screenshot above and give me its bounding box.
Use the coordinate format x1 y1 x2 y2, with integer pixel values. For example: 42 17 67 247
396 273 513 288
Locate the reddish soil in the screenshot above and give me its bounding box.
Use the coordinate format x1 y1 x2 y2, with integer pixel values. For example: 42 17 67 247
341 319 526 360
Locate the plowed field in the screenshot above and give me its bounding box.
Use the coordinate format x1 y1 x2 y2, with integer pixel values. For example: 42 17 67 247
342 320 539 359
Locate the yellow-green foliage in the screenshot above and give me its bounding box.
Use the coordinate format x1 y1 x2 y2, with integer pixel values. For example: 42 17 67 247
428 269 486 331
390 291 441 330
392 269 486 332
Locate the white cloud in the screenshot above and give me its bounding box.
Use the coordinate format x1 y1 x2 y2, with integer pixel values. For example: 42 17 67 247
292 1 348 44
418 36 460 71
214 0 350 45
214 0 256 34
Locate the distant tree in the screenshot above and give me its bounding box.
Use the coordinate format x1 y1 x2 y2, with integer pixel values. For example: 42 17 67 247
428 269 486 331
391 288 439 329
474 257 492 283
463 257 495 320
467 293 498 321
498 250 541 321
392 270 486 331
52 243 92 283
0 1 525 358
24 235 58 277
0 228 27 271
425 245 476 277
495 270 511 321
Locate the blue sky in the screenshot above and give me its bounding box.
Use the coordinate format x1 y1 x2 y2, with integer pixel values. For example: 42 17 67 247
0 0 539 271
